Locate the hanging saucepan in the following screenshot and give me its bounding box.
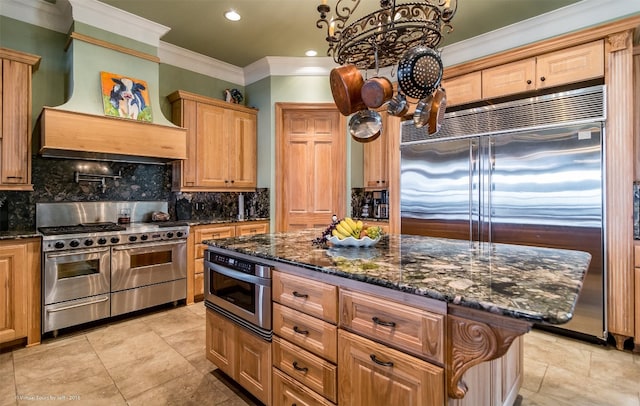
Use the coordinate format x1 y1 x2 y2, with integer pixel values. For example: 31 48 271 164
387 92 408 117
348 109 383 143
413 90 434 128
330 65 366 116
361 76 394 109
428 87 447 135
397 45 443 100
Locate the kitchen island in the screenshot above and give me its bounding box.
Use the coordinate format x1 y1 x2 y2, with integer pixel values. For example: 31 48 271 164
204 229 591 405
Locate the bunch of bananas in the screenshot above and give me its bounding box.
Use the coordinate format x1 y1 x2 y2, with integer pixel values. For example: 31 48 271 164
331 217 382 240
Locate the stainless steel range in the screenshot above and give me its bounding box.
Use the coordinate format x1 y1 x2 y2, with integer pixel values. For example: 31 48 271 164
37 201 189 335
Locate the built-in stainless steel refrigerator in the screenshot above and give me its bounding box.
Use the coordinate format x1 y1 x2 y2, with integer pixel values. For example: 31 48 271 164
400 85 607 341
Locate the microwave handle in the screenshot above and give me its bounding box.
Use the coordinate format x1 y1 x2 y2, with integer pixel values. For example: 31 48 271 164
206 261 271 286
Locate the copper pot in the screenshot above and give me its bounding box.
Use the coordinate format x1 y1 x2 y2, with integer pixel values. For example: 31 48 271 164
361 76 393 109
330 65 366 116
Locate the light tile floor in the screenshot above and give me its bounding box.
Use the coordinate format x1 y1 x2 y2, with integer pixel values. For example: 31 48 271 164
1 303 639 406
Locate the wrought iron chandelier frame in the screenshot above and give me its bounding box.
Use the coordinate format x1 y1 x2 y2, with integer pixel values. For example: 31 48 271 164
317 0 457 70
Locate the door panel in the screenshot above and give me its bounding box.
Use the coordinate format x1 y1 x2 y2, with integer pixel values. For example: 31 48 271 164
277 105 346 231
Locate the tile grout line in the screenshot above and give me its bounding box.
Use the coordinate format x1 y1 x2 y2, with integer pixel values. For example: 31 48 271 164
83 330 129 405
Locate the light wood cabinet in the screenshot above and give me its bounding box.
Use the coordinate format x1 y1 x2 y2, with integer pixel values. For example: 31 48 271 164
0 48 40 191
0 238 40 346
338 329 445 406
482 40 604 99
272 270 339 405
169 90 257 192
340 289 444 364
272 368 335 406
206 308 271 405
442 71 482 106
443 40 605 106
187 221 268 304
363 112 389 190
273 303 338 363
634 244 640 351
273 271 338 323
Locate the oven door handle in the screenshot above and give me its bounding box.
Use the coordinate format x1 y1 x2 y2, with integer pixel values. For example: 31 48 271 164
46 296 110 312
46 247 110 258
206 261 271 286
112 240 186 251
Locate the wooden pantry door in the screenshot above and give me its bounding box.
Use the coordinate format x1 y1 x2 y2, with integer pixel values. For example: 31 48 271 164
276 103 347 232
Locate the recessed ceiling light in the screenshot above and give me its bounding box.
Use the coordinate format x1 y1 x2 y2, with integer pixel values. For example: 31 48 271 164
305 50 318 57
225 10 241 21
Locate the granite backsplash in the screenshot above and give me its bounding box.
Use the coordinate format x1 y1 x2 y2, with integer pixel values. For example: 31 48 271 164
0 154 269 231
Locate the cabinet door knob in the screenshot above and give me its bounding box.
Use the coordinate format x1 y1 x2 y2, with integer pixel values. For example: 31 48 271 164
540 76 546 82
370 354 394 367
526 79 532 85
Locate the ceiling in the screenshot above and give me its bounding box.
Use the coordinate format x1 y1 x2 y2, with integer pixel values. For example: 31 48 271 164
98 0 582 68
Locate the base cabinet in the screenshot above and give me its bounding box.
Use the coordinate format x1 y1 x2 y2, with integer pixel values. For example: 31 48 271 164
206 309 271 405
0 238 40 346
338 329 445 406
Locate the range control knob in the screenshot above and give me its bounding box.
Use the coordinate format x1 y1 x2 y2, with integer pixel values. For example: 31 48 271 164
97 237 107 245
84 239 94 246
54 241 65 249
110 237 120 244
166 232 174 238
176 231 184 238
129 235 138 242
69 240 80 248
140 234 148 241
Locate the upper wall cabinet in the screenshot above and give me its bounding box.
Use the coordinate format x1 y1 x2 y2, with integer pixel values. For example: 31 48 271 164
0 48 40 191
363 111 389 190
443 40 605 106
168 90 257 192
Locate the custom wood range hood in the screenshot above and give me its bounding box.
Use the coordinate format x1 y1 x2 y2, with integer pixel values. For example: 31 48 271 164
38 0 186 164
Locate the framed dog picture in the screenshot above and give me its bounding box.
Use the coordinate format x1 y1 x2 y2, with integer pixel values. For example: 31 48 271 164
100 71 153 122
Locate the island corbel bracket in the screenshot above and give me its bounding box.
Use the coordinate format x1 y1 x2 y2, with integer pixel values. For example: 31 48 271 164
446 305 532 399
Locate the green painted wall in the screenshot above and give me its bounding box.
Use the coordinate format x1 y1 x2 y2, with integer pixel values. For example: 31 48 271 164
0 16 68 128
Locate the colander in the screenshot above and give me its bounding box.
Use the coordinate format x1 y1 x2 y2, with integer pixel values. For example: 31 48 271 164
397 46 443 100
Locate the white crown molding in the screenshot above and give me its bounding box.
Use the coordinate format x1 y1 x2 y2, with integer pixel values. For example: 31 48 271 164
0 0 71 33
442 0 640 67
159 41 245 86
243 56 338 85
67 0 170 47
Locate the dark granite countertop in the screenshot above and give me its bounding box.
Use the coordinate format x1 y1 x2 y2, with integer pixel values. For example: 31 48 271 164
0 230 41 240
204 229 591 325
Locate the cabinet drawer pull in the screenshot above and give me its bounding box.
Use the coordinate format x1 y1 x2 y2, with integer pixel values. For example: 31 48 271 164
292 361 308 373
372 316 396 327
6 176 23 179
292 291 308 298
293 326 309 335
370 354 394 367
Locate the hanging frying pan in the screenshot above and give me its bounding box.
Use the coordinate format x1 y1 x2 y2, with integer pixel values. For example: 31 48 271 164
428 87 447 135
348 109 383 143
387 92 408 117
329 65 366 116
413 91 434 128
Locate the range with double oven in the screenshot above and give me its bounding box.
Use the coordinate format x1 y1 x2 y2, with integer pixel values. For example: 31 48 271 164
37 201 188 335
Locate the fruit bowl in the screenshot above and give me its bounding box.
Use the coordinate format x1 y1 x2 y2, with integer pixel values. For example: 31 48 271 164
326 235 381 247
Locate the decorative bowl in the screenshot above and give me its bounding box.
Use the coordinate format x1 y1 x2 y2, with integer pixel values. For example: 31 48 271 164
326 235 381 247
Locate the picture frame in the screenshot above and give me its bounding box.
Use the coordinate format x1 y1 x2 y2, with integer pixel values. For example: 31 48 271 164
100 71 153 122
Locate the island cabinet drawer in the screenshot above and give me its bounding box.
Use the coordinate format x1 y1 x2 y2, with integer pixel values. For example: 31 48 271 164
340 289 444 364
273 368 336 406
273 270 338 323
273 336 337 402
273 303 338 363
